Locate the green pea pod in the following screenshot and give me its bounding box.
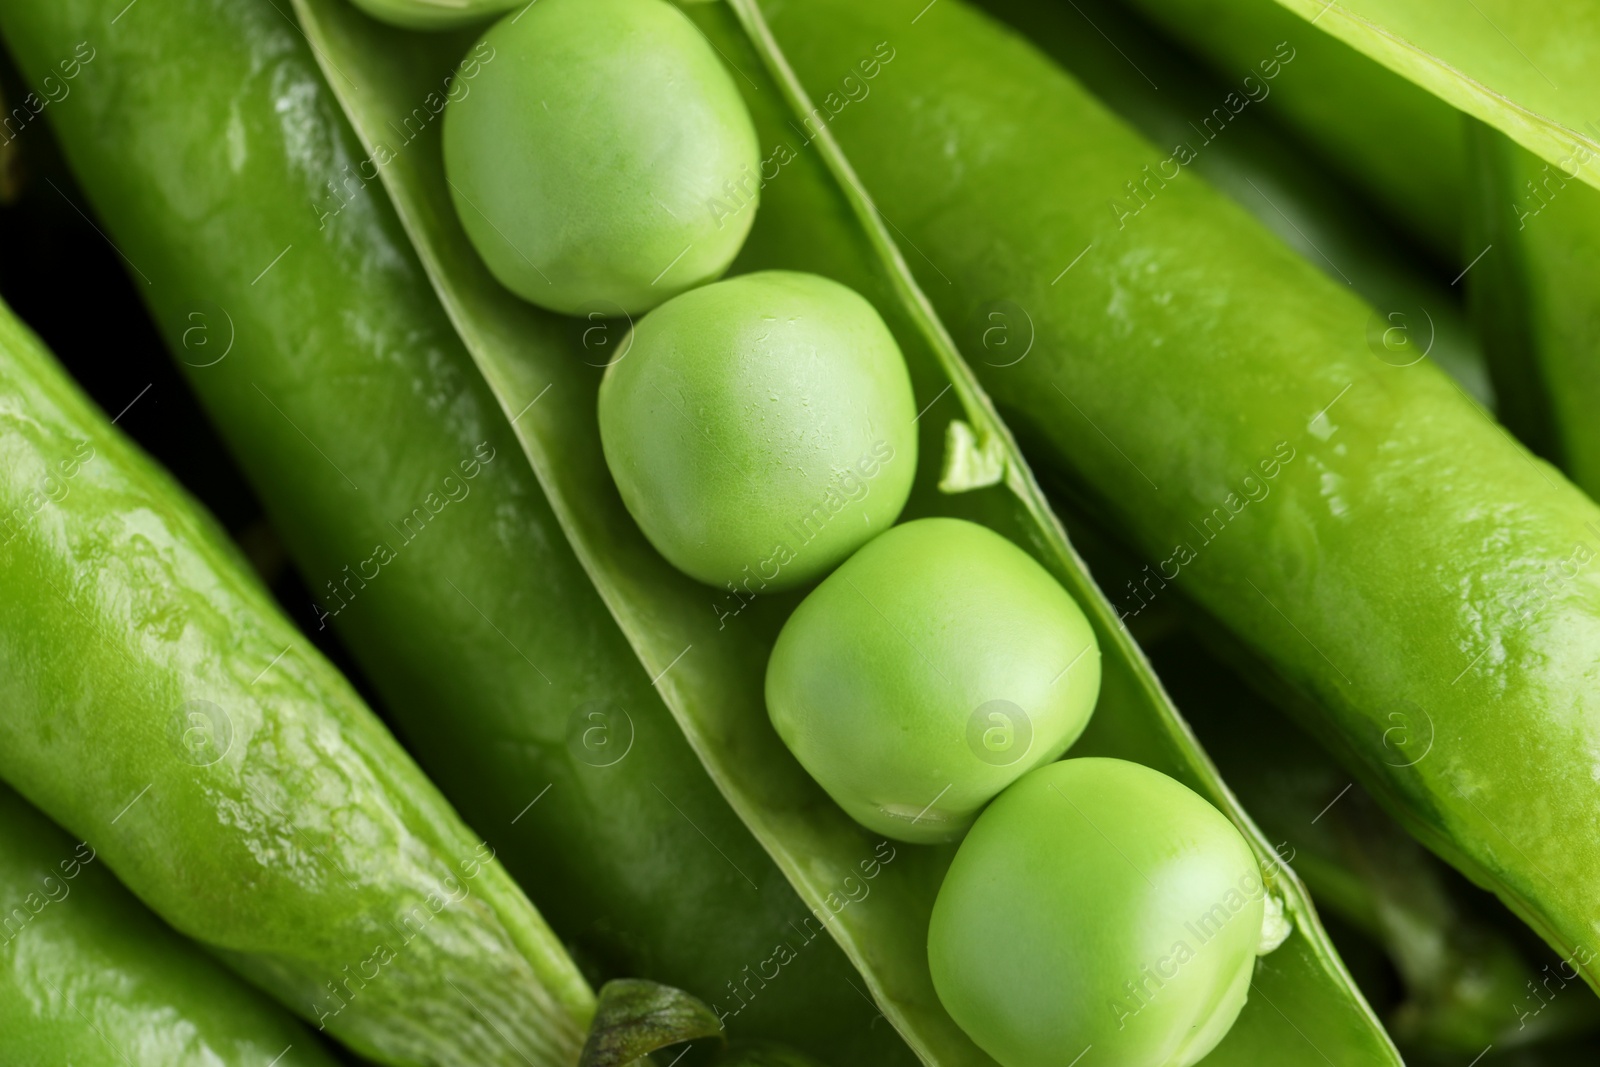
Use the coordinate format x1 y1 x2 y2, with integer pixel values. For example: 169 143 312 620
755 0 1600 1003
1011 0 1590 1038
1464 122 1600 496
0 0 902 1062
1166 0 1600 205
0 781 340 1066
978 0 1488 404
287 0 1399 1062
0 287 590 1060
1104 0 1467 259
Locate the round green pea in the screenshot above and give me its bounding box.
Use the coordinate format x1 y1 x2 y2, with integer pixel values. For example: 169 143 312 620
764 517 1100 842
598 270 918 591
929 758 1266 1067
441 0 760 315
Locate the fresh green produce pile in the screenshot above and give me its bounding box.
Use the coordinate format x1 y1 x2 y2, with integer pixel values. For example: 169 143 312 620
0 0 1597 1063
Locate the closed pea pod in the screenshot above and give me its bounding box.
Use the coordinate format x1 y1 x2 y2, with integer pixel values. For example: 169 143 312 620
977 0 1490 405
0 781 340 1067
978 3 1596 1048
1109 0 1468 258
0 293 591 1065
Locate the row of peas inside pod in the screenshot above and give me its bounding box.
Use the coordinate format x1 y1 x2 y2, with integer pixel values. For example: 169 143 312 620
429 0 1289 1062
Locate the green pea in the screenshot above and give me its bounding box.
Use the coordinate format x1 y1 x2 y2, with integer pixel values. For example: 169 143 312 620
442 0 761 315
928 758 1265 1067
764 518 1099 842
598 270 918 591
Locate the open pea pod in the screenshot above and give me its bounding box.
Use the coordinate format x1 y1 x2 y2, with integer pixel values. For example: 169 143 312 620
0 0 902 1060
1132 0 1600 205
0 272 591 1066
979 0 1487 404
288 0 1399 1061
757 0 1600 1011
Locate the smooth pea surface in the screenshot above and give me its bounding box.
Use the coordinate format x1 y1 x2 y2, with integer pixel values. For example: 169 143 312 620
766 518 1100 842
442 0 760 314
599 270 918 591
928 758 1265 1067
